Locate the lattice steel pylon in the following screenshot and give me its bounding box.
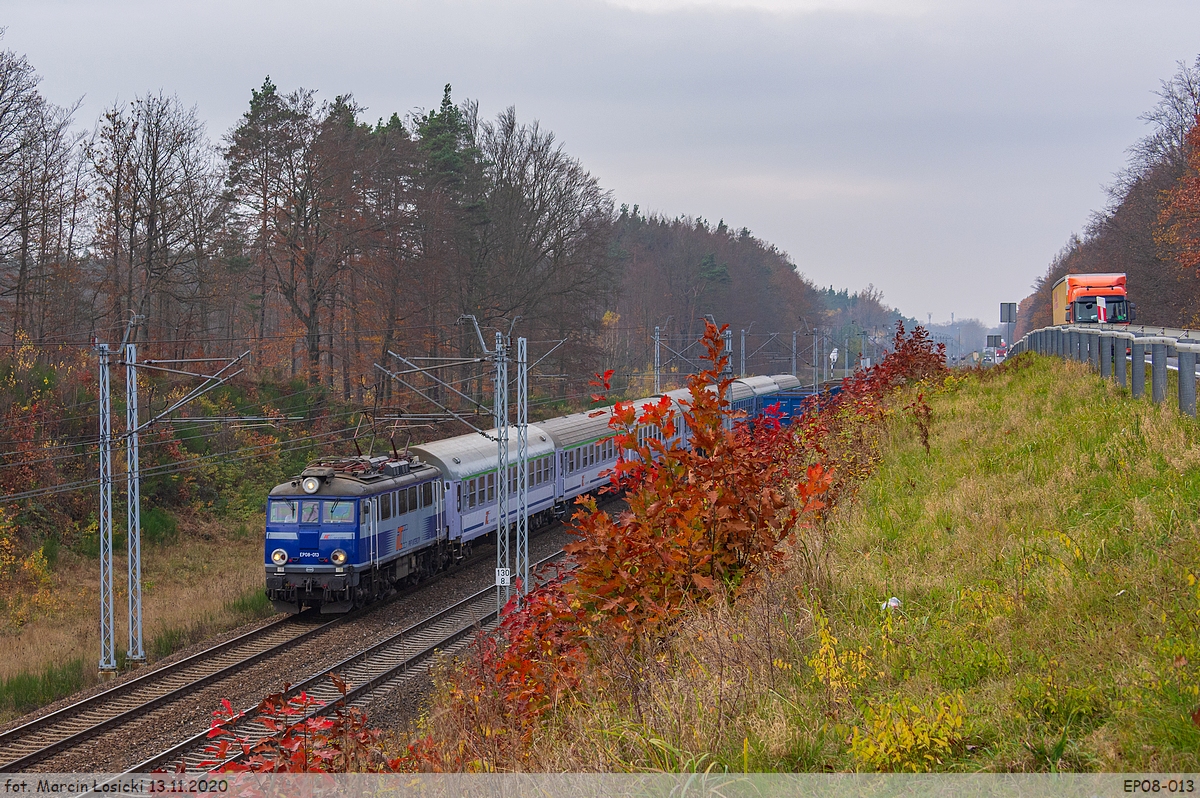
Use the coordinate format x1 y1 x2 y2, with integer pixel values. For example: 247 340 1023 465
515 337 529 606
125 342 145 664
494 332 511 612
653 326 661 394
97 344 117 675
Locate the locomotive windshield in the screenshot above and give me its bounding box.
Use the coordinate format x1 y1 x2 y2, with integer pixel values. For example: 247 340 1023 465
322 500 355 524
269 499 298 524
268 498 355 524
300 500 320 524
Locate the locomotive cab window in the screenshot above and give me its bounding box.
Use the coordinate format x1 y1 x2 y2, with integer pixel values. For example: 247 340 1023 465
398 487 409 514
380 493 392 520
269 500 298 524
422 482 433 507
300 500 320 524
408 486 418 511
323 500 355 524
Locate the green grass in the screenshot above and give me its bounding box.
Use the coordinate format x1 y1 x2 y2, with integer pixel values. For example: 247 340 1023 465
796 354 1200 771
148 586 274 660
0 658 86 716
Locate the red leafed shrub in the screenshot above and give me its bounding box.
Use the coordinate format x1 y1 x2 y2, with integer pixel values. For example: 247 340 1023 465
566 321 826 647
201 674 438 772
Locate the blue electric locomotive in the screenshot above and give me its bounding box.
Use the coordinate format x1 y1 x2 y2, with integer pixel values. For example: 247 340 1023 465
264 455 447 613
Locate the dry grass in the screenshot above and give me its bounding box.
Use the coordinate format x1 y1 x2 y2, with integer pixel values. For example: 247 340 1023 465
0 513 271 721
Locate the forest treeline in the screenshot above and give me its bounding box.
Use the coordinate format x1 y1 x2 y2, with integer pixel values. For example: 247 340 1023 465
0 41 920 552
1018 57 1200 333
0 41 877 405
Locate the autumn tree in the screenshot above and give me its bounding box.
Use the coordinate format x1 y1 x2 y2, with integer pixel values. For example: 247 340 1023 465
0 43 90 349
88 92 224 352
1154 117 1200 319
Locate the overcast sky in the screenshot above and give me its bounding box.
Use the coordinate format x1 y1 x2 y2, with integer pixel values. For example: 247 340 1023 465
4 0 1198 324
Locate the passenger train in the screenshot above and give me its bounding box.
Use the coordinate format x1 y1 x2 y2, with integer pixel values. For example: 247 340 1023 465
263 373 804 613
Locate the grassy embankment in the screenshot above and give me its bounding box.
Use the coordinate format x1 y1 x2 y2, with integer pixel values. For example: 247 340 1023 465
805 353 1200 770
0 517 271 724
420 354 1200 771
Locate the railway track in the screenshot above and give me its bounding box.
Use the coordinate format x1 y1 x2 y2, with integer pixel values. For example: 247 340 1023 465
0 544 569 774
0 527 554 774
134 550 570 773
0 611 335 772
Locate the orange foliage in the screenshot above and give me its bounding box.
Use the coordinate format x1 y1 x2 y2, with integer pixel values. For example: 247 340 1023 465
1157 116 1200 280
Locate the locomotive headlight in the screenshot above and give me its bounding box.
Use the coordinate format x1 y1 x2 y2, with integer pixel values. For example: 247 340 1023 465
271 548 288 566
330 548 348 566
301 476 321 494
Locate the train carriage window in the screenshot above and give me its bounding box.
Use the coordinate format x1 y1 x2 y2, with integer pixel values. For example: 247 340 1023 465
422 482 433 507
468 479 476 509
408 486 418 511
300 500 320 524
487 472 496 502
269 500 298 524
323 500 354 524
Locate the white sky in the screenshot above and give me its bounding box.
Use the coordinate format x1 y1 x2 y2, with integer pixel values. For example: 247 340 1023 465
4 0 1198 324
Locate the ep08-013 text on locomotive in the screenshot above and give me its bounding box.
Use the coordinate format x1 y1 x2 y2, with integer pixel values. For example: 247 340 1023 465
263 374 805 614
